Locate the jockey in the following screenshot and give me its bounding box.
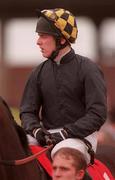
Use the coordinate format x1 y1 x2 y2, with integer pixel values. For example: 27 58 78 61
20 8 107 166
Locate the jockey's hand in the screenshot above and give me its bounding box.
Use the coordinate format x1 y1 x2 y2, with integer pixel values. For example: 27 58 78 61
33 128 50 146
50 129 68 145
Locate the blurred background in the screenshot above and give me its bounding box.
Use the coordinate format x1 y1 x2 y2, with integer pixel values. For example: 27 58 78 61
0 0 115 109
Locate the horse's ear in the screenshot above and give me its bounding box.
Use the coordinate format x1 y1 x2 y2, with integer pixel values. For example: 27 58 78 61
15 123 30 154
0 96 14 120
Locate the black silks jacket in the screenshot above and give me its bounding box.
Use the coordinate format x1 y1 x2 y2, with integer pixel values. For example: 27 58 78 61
20 49 107 138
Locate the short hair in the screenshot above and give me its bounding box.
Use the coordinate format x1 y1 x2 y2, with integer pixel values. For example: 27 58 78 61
53 147 87 171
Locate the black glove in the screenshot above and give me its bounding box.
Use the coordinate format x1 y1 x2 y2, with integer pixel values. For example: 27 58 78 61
33 128 50 146
50 129 68 145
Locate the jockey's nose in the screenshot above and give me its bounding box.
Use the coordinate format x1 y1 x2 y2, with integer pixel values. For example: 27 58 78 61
53 167 62 178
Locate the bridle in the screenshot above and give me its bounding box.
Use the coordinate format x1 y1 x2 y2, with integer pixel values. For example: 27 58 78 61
0 145 53 166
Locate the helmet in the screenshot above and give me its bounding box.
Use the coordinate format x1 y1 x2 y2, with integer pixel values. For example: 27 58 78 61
36 8 78 43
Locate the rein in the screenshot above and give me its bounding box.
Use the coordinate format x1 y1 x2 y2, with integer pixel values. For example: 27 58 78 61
0 145 53 166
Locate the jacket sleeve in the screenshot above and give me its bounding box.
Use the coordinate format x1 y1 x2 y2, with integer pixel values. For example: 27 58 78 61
20 66 42 133
64 59 107 139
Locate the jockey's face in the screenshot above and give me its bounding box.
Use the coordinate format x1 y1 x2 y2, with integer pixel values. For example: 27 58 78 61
36 33 56 58
52 154 85 180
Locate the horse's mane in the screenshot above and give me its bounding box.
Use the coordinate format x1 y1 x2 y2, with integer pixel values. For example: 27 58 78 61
0 96 29 154
0 96 44 180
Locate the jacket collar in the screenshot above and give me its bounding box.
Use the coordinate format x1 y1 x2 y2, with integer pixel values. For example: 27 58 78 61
51 48 76 64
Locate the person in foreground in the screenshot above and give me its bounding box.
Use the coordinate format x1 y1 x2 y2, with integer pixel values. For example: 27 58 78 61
20 8 107 162
52 147 91 180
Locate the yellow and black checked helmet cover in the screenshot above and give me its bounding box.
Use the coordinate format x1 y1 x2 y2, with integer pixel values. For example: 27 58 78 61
41 8 78 43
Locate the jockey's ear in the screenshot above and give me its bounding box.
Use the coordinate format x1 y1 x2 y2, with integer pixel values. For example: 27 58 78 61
75 169 85 180
60 37 66 45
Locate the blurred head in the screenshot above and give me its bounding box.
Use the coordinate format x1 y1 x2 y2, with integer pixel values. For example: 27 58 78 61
52 147 87 180
36 8 78 59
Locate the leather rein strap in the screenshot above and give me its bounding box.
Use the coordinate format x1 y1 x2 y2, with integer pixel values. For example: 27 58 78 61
0 145 53 166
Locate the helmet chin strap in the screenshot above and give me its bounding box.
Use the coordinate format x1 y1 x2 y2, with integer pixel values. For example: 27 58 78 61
49 50 60 61
49 39 69 60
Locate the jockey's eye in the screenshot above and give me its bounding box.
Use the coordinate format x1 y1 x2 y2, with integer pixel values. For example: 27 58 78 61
53 166 70 172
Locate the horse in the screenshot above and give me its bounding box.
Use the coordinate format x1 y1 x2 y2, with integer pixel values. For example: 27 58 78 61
0 96 114 180
0 96 51 180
